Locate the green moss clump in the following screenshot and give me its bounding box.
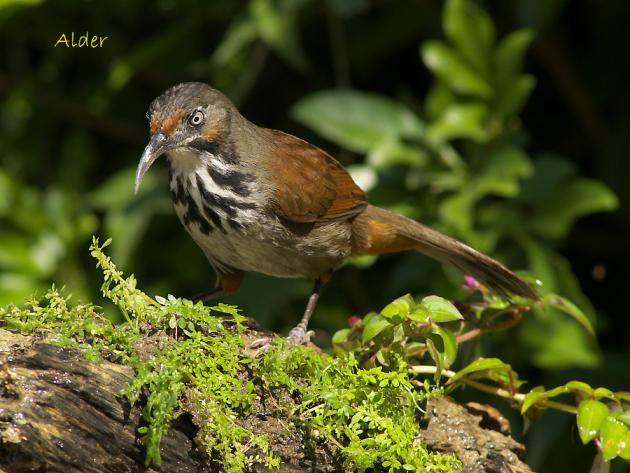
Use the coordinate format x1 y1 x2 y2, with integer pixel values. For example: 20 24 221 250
0 237 459 472
259 344 454 471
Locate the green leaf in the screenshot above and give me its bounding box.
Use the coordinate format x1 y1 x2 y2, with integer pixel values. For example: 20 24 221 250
616 411 630 427
381 294 416 319
519 154 577 206
427 102 490 143
0 273 46 306
615 393 630 403
291 90 423 153
620 430 630 459
518 307 601 369
593 388 615 400
346 253 378 269
432 326 458 367
421 41 492 98
520 385 544 412
249 0 307 71
0 171 14 217
443 0 495 74
494 74 536 118
425 338 443 381
546 294 595 336
332 328 351 345
366 136 428 169
407 304 429 323
89 167 171 268
493 29 535 86
404 341 426 359
431 169 466 192
564 380 594 396
600 416 629 461
211 17 257 68
424 82 456 121
392 323 406 343
476 145 534 197
0 232 43 275
89 166 153 209
519 236 560 293
361 313 392 343
577 400 609 444
439 191 474 233
521 385 568 414
451 357 510 382
528 178 618 239
421 295 463 322
0 0 45 10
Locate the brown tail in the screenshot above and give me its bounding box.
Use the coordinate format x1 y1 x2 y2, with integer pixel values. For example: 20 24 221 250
351 205 539 300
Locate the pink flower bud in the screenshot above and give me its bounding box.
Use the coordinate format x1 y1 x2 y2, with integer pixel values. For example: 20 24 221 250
463 275 480 292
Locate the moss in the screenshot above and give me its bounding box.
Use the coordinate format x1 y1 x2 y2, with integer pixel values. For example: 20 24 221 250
0 237 460 472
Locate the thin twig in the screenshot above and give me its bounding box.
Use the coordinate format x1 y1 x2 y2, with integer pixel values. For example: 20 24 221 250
409 365 578 415
456 309 524 344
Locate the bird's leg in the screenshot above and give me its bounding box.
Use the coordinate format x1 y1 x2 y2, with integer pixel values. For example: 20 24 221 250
188 286 225 302
188 270 243 303
286 278 324 346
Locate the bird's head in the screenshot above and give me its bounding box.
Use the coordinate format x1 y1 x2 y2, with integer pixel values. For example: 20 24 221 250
134 82 235 193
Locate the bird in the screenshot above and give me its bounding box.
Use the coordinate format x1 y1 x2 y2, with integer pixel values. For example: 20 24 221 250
134 82 538 345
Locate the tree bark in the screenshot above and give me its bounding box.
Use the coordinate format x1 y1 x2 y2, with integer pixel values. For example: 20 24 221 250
0 329 533 473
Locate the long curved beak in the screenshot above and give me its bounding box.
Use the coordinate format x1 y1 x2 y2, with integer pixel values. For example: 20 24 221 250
134 131 170 194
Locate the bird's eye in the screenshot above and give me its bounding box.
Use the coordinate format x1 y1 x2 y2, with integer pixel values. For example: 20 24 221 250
189 110 205 126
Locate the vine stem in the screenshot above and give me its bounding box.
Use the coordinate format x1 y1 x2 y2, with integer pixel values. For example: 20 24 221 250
409 365 578 415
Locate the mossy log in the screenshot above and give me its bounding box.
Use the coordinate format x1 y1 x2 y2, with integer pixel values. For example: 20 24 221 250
0 328 533 473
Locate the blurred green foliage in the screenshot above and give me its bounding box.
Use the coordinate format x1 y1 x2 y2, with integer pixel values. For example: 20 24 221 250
1 0 629 471
0 170 97 304
291 0 617 371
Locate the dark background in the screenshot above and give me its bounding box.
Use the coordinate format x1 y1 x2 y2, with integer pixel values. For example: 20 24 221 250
1 0 628 471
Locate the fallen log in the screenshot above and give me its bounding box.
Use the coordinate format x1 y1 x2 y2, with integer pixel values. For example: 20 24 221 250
0 328 533 472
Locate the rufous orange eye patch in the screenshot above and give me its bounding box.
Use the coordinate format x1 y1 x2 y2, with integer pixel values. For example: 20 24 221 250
149 115 159 135
149 110 186 136
161 110 185 137
203 127 220 141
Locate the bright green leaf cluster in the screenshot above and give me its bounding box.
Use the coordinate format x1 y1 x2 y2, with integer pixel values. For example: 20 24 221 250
331 278 624 469
522 381 630 462
334 293 462 379
443 350 630 465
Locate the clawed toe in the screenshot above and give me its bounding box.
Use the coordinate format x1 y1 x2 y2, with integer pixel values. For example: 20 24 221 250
286 326 315 346
250 336 274 351
248 328 314 354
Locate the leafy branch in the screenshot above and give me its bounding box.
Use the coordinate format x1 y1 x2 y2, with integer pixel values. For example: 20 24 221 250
408 364 577 415
332 275 629 467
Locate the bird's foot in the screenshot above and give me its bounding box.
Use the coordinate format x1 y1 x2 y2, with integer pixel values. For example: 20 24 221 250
248 327 314 353
286 326 315 346
250 335 274 351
